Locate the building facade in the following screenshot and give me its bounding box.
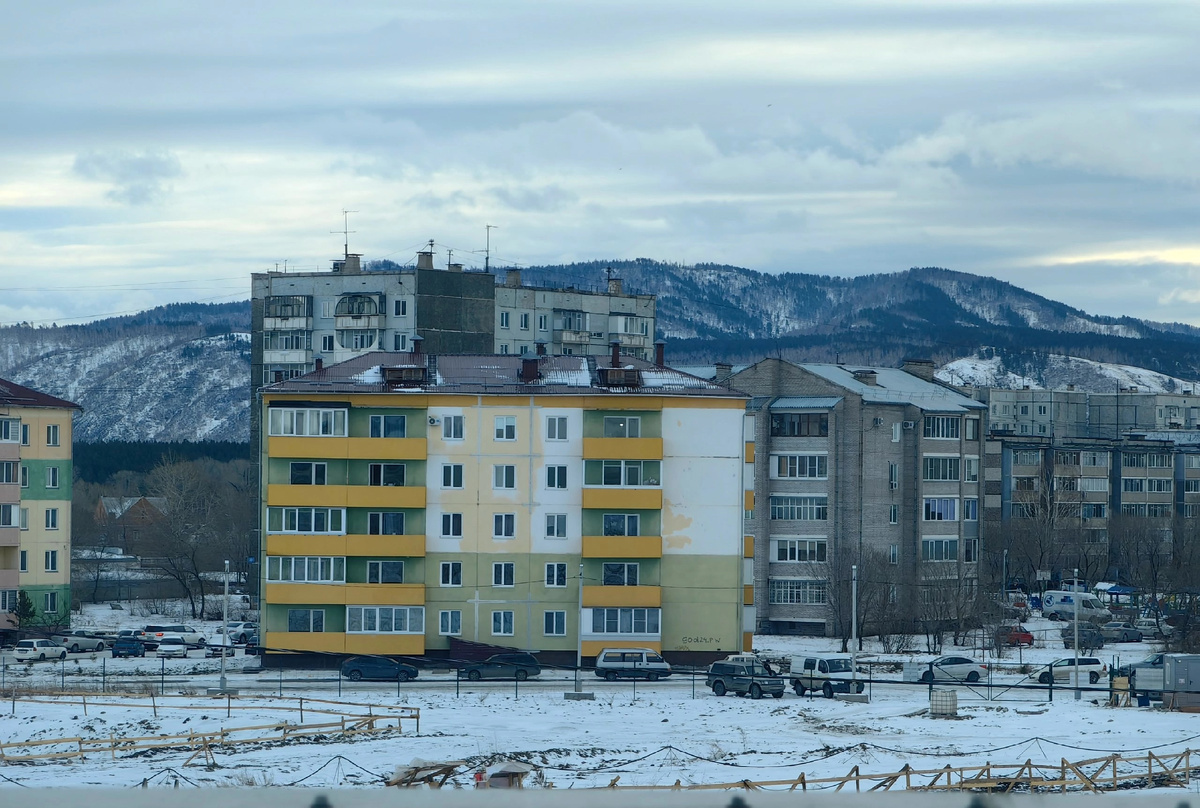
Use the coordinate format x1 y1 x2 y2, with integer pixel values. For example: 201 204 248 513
728 359 987 636
0 378 79 630
258 349 747 665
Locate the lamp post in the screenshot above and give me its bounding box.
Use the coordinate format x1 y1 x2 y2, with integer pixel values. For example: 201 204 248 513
851 564 858 688
1073 566 1081 698
220 559 230 692
575 561 583 693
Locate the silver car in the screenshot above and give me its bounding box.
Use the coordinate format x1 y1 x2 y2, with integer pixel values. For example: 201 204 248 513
14 639 67 662
920 655 989 683
156 636 189 658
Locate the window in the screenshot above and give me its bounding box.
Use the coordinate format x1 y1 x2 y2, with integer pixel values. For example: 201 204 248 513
266 556 346 583
889 504 899 524
320 334 334 352
1057 451 1080 466
773 454 827 479
493 562 515 587
889 544 899 564
500 312 510 329
19 550 27 572
923 498 957 521
1037 405 1047 416
538 314 548 331
545 563 567 587
769 496 828 521
923 416 960 439
1080 477 1108 492
0 591 15 611
964 457 979 483
1014 476 1038 492
46 424 59 447
921 538 958 561
20 465 28 488
603 416 641 438
367 512 405 535
369 463 406 486
922 457 960 481
268 408 348 436
767 579 827 605
586 459 661 486
1013 450 1041 466
288 609 325 632
441 513 463 537
394 299 407 316
519 312 530 330
1083 451 1109 467
1081 503 1107 518
964 538 979 563
1124 452 1147 468
1123 478 1145 493
965 419 980 441
0 505 16 528
44 592 58 614
442 415 464 440
393 333 408 351
367 561 404 584
544 611 567 636
348 606 425 634
547 465 567 488
590 607 660 634
1148 453 1173 468
889 461 899 489
546 416 568 440
263 330 310 350
0 419 17 442
44 550 58 572
289 462 326 485
20 423 28 445
267 506 345 534
770 413 828 437
602 513 640 536
19 508 27 530
1148 503 1173 518
45 508 58 530
492 610 515 635
1056 476 1078 491
0 462 13 484
493 513 516 538
441 463 464 489
440 561 462 586
1186 479 1200 493
1147 478 1173 493
1187 455 1200 469
772 538 827 562
1020 405 1029 416
494 416 516 440
963 498 978 521
493 464 516 489
439 610 462 635
500 344 510 355
369 414 406 438
546 513 568 538
603 563 639 586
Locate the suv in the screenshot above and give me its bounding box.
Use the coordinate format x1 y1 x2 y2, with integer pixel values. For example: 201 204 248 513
789 655 865 697
1038 657 1107 684
144 625 206 646
112 635 147 658
14 639 67 661
707 660 785 699
460 653 541 681
1061 625 1106 650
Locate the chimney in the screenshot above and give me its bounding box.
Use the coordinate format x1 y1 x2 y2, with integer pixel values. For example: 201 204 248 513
505 269 522 288
654 339 665 366
520 355 540 384
1066 384 1075 391
411 335 423 357
715 362 733 382
901 358 936 382
343 254 361 274
610 340 621 368
416 250 434 270
448 263 463 273
608 277 623 295
535 341 547 356
853 369 878 386
314 357 323 371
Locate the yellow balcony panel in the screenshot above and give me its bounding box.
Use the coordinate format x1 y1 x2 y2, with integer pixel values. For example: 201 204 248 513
268 484 348 507
745 442 755 463
269 436 352 459
743 536 754 558
344 583 425 606
583 640 660 657
582 437 663 460
743 585 754 606
345 437 427 460
264 632 346 655
346 486 426 509
583 585 662 608
744 490 754 511
345 634 425 656
582 488 663 511
265 582 348 605
582 535 663 559
266 534 348 556
345 534 426 557
742 632 754 653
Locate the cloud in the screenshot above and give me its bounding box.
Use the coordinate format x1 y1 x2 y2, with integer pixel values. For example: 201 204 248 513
73 149 182 205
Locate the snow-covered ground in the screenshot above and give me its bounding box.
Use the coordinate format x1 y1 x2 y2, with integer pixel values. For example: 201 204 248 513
937 353 1200 394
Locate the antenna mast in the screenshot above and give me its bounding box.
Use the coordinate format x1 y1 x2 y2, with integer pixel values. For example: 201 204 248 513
332 209 358 260
485 224 496 272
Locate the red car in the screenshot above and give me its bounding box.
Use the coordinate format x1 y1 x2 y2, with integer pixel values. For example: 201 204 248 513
997 624 1034 647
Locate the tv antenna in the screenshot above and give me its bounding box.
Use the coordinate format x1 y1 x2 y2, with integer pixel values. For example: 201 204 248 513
332 209 358 259
485 224 497 272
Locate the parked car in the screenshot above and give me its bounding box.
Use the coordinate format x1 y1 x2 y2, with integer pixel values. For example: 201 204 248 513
117 629 158 650
55 630 107 652
593 648 672 681
788 654 864 697
13 639 67 662
112 636 147 658
205 641 236 658
1115 653 1164 679
1061 625 1106 650
155 636 189 658
1041 591 1110 623
1099 621 1143 643
221 622 259 643
995 624 1035 648
1038 657 1107 685
460 652 541 681
243 634 261 656
919 656 989 683
707 659 785 699
1134 618 1173 641
340 656 418 682
144 625 206 646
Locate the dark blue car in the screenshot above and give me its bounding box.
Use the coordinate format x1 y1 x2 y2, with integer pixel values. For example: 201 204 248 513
340 656 419 682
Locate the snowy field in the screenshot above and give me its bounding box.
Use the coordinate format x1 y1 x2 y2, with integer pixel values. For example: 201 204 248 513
0 608 1194 791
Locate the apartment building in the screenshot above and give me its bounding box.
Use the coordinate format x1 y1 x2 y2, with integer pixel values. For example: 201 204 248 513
0 377 79 630
257 346 747 665
727 359 987 636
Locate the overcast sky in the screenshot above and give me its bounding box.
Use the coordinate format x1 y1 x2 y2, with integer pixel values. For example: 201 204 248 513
3 1 1200 328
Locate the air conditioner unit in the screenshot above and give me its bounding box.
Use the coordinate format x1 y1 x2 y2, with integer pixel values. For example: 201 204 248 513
872 417 884 427
902 421 916 430
428 416 440 425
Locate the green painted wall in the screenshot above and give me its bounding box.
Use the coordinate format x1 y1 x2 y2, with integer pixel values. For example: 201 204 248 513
265 603 347 633
20 583 71 622
348 408 428 438
581 509 661 535
582 410 661 438
347 459 426 486
345 508 426 535
19 459 72 500
660 555 741 653
345 557 426 583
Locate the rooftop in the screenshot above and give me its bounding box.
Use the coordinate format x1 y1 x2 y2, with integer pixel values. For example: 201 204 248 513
801 364 987 413
0 377 80 410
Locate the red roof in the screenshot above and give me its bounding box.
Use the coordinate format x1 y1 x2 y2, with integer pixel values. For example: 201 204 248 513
0 377 81 410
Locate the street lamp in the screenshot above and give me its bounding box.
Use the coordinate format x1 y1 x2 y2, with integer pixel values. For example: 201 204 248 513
220 559 230 692
1073 566 1081 698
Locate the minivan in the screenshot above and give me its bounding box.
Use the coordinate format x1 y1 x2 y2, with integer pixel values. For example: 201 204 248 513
789 655 864 697
594 648 672 680
1040 591 1110 623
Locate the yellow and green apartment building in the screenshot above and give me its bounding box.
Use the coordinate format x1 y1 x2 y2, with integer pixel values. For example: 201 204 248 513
259 351 750 665
1 378 79 631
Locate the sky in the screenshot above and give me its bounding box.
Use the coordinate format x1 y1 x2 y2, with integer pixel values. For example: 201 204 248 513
3 0 1200 328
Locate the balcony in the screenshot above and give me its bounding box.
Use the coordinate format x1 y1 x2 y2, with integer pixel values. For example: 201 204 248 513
265 582 425 606
582 585 661 608
0 527 17 548
582 639 660 656
268 436 427 460
263 349 312 365
0 569 16 589
345 634 425 656
582 488 662 510
263 631 345 654
582 535 662 559
610 333 649 348
263 316 311 331
266 484 426 509
266 533 425 557
334 315 383 330
557 329 593 345
582 438 662 460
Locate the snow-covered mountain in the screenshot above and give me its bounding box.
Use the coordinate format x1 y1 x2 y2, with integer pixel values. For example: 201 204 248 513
936 352 1200 395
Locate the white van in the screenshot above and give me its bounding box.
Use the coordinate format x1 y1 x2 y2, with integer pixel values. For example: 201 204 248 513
594 648 672 681
788 654 864 697
1041 591 1110 623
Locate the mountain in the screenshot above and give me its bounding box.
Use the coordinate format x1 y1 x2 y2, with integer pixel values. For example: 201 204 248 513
3 265 1200 443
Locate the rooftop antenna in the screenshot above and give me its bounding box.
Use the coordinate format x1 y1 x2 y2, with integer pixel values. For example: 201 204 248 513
331 209 358 260
485 224 496 272
447 248 453 270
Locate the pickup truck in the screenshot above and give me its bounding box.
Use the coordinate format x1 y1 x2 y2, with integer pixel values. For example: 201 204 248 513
55 630 108 652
